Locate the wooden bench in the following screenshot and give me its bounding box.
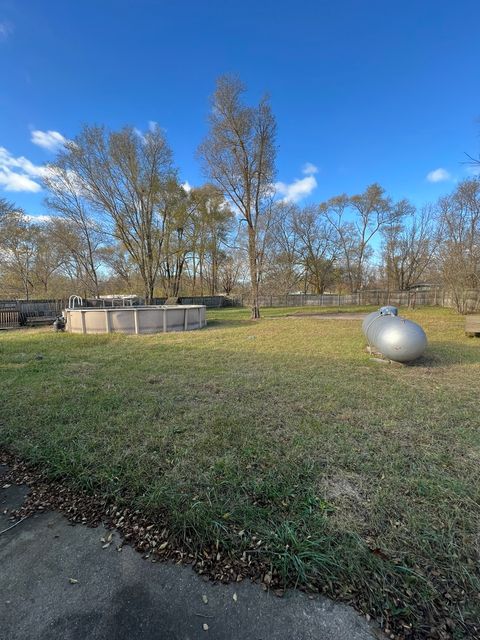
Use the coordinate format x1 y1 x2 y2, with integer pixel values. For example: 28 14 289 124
26 316 56 326
465 315 480 337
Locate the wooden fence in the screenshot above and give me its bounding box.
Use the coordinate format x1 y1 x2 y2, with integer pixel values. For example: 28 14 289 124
0 309 24 328
235 290 441 308
151 295 238 308
0 299 64 329
237 288 480 312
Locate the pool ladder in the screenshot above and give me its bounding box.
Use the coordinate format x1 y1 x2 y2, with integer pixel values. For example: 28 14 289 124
68 295 84 309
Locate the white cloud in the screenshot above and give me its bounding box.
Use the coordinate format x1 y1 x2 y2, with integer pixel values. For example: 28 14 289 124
31 130 68 152
25 214 52 223
0 146 47 192
181 181 192 193
0 21 13 41
426 167 451 183
302 162 318 175
275 174 317 203
0 171 41 192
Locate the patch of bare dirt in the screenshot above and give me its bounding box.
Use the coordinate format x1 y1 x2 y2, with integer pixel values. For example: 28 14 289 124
287 313 368 320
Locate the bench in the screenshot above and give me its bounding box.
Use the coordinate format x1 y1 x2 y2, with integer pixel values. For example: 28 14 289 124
26 316 56 326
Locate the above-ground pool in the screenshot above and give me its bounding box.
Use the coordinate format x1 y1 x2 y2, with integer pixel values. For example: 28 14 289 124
65 305 206 335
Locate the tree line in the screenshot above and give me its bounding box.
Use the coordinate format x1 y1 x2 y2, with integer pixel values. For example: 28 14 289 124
0 76 479 316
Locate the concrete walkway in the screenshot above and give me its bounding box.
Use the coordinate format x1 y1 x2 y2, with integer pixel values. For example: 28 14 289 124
0 466 381 640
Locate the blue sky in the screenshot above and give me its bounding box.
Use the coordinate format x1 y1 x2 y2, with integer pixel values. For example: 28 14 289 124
1 0 479 217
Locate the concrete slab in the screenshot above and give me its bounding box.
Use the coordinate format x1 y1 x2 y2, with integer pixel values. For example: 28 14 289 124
0 466 381 640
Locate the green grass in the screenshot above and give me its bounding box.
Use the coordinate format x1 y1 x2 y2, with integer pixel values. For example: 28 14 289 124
1 306 479 637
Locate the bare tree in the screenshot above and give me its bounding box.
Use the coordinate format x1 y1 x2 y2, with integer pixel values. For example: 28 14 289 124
46 124 176 303
43 165 103 297
436 178 480 312
31 220 66 294
218 249 246 295
382 204 438 291
188 184 234 296
263 202 302 295
47 217 104 298
0 199 36 299
198 76 276 318
325 185 406 292
99 243 137 293
293 204 337 294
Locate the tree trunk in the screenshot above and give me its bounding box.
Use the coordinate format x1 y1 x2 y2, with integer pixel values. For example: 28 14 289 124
248 226 260 319
144 277 155 305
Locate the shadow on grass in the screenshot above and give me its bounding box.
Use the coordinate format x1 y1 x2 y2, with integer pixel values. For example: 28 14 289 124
412 341 480 367
204 318 249 329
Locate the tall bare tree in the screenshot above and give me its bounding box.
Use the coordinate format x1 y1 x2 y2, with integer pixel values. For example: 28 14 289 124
198 76 276 318
159 181 194 298
263 202 301 295
0 199 36 299
46 124 176 303
188 184 234 295
325 185 406 292
31 221 66 294
43 164 103 297
436 178 480 312
218 250 245 295
293 204 337 294
382 204 438 291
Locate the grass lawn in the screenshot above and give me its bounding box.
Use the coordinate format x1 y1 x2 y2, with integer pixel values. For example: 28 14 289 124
1 306 479 638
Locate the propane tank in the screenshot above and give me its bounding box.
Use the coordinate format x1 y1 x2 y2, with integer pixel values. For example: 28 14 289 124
362 307 427 362
379 305 398 316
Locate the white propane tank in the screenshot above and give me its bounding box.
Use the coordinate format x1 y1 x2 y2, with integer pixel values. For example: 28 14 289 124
362 307 427 362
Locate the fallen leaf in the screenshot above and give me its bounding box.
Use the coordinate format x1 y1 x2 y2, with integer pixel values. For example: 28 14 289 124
159 541 168 550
